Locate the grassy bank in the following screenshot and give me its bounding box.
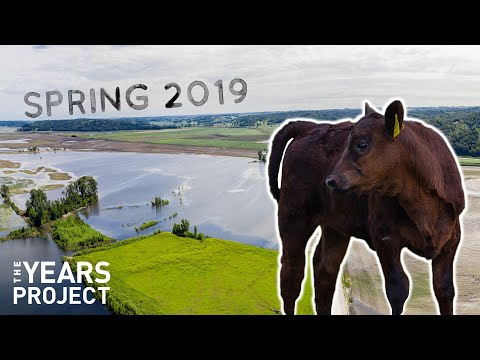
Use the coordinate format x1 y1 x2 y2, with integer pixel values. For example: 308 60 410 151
52 215 111 251
72 232 316 315
78 127 273 151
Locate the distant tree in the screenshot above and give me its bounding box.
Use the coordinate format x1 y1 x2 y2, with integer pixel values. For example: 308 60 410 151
151 196 169 206
172 219 206 241
172 221 189 237
181 219 190 232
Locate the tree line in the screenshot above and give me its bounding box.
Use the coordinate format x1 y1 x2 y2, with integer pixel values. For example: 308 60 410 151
409 107 480 157
18 119 177 132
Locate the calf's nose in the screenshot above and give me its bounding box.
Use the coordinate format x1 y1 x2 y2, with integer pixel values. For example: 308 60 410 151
325 176 337 191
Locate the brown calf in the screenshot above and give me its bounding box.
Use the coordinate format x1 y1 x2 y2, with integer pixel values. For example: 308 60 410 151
268 100 465 315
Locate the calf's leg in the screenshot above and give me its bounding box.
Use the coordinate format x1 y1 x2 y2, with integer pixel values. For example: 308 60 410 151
432 222 461 315
377 244 410 315
313 227 350 315
278 215 316 315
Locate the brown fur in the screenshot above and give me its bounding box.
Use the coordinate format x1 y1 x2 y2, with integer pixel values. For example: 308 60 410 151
269 101 465 315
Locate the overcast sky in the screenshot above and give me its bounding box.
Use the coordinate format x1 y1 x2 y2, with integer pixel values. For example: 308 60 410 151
1 45 480 120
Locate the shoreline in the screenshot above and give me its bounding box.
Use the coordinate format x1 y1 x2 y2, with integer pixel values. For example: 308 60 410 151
0 132 258 159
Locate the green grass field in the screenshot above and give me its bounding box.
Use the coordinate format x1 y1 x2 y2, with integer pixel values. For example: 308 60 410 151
72 128 480 163
52 215 111 251
72 232 316 315
459 157 480 166
78 127 275 151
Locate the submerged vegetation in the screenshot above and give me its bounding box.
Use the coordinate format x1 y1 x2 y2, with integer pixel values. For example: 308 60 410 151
151 196 169 206
135 220 159 232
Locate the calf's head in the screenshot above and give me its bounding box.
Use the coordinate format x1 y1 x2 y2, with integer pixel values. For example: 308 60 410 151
326 100 405 194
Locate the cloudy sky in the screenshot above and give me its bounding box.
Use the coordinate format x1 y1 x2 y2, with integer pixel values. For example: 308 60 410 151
1 45 480 120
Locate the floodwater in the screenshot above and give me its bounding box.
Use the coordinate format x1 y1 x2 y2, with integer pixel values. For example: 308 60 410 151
2 151 277 248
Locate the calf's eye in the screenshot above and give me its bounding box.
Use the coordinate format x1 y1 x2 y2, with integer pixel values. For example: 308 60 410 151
357 141 369 151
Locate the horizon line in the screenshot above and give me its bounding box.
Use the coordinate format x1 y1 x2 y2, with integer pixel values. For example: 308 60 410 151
1 104 480 122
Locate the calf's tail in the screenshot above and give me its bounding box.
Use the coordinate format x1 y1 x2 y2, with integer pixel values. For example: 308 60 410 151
268 120 318 202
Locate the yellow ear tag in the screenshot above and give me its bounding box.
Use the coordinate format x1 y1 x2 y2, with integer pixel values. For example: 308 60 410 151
393 113 401 138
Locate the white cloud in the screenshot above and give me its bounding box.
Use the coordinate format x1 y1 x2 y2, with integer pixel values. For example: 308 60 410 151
1 45 480 120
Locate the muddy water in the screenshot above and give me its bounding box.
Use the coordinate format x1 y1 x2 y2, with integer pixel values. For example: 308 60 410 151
345 166 480 315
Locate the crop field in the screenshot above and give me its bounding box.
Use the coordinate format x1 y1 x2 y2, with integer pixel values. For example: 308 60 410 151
79 127 275 151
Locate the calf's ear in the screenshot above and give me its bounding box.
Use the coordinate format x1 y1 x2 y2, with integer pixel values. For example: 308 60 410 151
364 101 377 115
384 100 405 138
